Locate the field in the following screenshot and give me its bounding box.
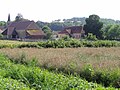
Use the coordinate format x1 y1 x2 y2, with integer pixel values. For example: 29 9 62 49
0 54 115 90
1 47 120 70
0 40 120 89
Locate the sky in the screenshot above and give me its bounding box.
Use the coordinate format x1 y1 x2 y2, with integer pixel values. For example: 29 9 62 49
1 0 120 22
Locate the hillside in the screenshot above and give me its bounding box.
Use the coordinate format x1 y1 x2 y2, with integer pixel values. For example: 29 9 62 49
36 17 120 31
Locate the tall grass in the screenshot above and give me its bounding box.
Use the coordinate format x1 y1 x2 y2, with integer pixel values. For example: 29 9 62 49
0 54 115 90
1 48 120 88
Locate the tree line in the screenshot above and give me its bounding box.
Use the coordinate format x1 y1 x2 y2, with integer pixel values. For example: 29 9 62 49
84 14 120 40
1 14 120 40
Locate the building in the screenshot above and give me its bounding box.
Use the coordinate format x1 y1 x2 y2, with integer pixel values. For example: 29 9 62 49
58 26 85 39
2 20 45 40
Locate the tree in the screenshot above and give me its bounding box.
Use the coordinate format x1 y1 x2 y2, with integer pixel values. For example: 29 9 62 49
84 14 103 39
0 21 6 26
102 24 120 40
15 13 24 21
42 26 52 39
7 14 11 23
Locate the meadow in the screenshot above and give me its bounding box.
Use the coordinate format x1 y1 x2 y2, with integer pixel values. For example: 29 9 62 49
0 40 120 89
0 54 115 90
1 47 120 88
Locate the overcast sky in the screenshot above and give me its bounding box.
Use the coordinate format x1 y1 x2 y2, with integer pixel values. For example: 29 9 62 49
0 0 120 22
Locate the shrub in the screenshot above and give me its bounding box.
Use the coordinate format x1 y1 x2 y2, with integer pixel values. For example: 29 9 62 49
85 33 98 41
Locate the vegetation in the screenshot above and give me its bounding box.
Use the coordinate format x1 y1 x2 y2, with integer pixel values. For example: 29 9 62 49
36 17 120 31
1 39 120 49
0 54 115 90
84 14 103 39
42 26 52 39
0 21 6 26
1 47 120 88
85 33 98 41
1 14 120 89
0 76 32 90
102 24 120 40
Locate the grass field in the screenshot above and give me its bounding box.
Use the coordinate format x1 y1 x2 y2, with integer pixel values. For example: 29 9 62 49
0 40 120 88
1 47 120 88
0 54 115 90
1 47 120 70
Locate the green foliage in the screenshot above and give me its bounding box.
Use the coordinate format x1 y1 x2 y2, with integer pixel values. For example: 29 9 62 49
0 34 3 39
85 33 98 41
0 40 120 49
0 76 34 90
62 36 71 41
0 21 6 26
37 17 120 31
42 26 52 39
78 64 120 88
80 64 94 82
102 24 120 40
84 14 103 39
0 76 33 90
0 54 115 90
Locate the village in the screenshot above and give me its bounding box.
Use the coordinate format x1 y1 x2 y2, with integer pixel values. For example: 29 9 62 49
0 14 85 41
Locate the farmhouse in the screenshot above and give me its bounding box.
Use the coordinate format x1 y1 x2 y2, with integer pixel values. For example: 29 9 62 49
2 20 45 40
58 26 85 39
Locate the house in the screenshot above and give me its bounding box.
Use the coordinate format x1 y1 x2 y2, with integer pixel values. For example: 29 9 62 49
58 26 85 39
2 20 45 40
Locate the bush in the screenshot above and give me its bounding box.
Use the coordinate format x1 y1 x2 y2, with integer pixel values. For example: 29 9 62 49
0 76 33 90
85 33 98 41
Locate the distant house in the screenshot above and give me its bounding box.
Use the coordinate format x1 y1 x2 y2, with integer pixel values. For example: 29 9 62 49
58 26 85 39
2 21 45 40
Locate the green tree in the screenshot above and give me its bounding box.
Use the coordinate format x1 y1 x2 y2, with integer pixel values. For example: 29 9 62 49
84 14 103 39
101 25 112 39
102 24 120 40
0 21 6 26
42 26 52 39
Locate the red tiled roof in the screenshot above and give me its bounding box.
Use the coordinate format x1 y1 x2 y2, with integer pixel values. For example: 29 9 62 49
65 26 83 34
58 30 69 35
59 26 84 35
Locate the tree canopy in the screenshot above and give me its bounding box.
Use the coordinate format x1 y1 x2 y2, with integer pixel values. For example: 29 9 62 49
42 26 52 39
84 14 103 39
0 21 6 26
102 24 120 40
15 13 24 21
